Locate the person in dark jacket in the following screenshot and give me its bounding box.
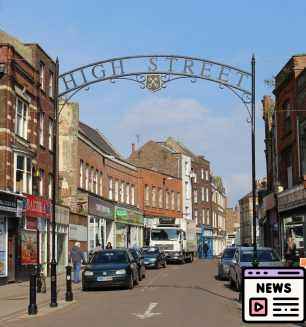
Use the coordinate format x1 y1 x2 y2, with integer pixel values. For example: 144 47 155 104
106 242 112 249
203 242 209 258
69 242 85 283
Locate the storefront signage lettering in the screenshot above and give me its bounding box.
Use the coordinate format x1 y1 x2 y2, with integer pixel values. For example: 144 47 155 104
115 207 144 225
88 196 113 220
159 217 176 225
26 195 51 219
0 191 21 215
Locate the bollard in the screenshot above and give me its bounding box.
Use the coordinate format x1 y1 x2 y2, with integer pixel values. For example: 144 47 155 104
28 273 38 315
36 264 42 293
65 265 73 302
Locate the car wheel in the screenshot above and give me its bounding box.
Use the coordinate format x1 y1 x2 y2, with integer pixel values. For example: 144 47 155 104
127 274 134 290
235 276 241 292
134 271 139 285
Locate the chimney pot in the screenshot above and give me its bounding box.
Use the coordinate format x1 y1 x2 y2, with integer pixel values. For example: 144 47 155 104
132 143 136 153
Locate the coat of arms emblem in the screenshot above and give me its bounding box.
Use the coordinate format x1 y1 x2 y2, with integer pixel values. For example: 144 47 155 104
146 74 162 92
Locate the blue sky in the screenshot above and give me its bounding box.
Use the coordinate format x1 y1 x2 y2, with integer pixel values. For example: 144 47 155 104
1 0 305 206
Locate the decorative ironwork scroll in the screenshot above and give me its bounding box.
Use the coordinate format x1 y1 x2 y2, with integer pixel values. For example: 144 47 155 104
58 55 252 104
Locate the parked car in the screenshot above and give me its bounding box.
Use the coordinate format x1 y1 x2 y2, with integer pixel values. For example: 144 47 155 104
229 246 283 291
217 247 236 280
82 249 139 291
129 248 146 281
143 247 167 269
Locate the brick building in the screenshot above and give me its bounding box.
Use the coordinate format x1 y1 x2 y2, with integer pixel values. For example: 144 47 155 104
136 167 182 245
0 31 69 284
225 205 240 246
262 55 306 259
59 102 143 256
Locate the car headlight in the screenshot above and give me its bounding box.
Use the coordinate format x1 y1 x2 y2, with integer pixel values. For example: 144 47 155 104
149 257 157 262
84 271 94 276
115 269 126 275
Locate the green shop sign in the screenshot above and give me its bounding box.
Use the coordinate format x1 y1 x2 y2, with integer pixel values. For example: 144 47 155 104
115 207 144 225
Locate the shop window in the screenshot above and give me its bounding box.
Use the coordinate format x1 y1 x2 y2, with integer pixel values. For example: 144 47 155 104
15 97 28 139
283 216 305 260
14 154 32 194
38 112 44 146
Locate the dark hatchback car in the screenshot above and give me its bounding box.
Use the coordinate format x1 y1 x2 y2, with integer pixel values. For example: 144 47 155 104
82 249 139 291
217 247 236 280
143 247 167 269
129 248 146 281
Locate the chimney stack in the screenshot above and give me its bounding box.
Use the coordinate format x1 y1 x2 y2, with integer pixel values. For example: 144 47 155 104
132 143 136 153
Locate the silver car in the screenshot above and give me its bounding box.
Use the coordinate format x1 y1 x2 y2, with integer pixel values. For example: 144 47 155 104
217 247 236 280
228 246 283 291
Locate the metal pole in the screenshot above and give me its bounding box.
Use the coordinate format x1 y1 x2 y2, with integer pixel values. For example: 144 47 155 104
251 55 258 267
36 227 42 293
28 273 38 315
65 265 73 302
50 57 59 307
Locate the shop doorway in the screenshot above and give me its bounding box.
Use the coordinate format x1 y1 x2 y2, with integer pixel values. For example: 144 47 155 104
7 236 15 282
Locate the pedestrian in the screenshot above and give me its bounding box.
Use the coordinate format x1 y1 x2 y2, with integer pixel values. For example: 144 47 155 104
106 242 112 249
203 242 209 258
285 231 298 267
69 242 84 284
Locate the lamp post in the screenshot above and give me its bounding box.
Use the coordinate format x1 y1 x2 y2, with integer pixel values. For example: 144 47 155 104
50 58 59 307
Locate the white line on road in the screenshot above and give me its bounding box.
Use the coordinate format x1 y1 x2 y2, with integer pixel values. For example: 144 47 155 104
133 302 161 319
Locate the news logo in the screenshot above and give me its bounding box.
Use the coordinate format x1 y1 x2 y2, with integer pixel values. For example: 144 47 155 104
242 268 305 323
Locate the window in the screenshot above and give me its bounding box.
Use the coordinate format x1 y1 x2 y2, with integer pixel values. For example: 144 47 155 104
201 168 204 180
79 160 83 188
158 188 163 208
201 187 205 201
131 185 135 205
94 170 98 194
48 174 53 199
48 71 53 97
193 172 197 183
108 177 113 200
38 112 44 146
15 154 32 193
185 181 190 199
39 169 44 196
99 172 103 196
206 188 209 202
15 98 28 139
32 167 43 196
193 189 198 203
206 209 210 225
48 119 53 151
40 62 45 90
145 185 150 206
194 209 198 225
126 184 130 204
177 192 181 211
120 181 124 203
202 208 205 224
283 101 291 134
85 164 89 190
114 180 119 201
205 170 209 181
152 187 156 207
171 191 175 210
90 167 94 192
166 191 170 209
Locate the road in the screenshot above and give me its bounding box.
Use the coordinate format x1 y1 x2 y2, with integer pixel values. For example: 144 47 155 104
2 259 295 327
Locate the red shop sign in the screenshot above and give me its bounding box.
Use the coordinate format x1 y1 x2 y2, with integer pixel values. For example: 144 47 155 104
26 195 51 219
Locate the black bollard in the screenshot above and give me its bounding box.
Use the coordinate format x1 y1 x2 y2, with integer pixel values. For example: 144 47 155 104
36 264 42 293
65 266 73 302
28 273 38 315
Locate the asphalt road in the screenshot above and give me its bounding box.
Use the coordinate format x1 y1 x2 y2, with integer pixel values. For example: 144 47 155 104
2 259 296 327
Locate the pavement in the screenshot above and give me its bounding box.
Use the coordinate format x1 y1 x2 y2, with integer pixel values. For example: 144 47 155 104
0 259 301 327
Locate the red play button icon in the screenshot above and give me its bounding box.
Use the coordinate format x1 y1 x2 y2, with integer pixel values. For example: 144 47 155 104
249 298 268 316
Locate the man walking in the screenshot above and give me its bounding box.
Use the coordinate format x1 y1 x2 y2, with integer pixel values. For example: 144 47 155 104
203 242 209 259
69 242 84 283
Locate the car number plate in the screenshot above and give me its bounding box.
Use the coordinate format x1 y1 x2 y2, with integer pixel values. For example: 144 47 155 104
97 276 112 282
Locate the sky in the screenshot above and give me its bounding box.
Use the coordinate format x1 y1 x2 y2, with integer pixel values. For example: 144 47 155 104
1 0 305 206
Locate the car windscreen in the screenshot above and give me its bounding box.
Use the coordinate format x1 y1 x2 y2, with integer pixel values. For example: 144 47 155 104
90 251 129 264
143 248 159 255
222 248 236 259
240 249 280 262
151 228 179 241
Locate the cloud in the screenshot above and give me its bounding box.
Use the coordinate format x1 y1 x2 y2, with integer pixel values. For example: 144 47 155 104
116 96 265 206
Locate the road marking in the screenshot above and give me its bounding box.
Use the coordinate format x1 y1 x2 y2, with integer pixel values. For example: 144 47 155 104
133 302 161 319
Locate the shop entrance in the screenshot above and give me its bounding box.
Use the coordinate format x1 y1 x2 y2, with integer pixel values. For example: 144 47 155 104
7 236 15 282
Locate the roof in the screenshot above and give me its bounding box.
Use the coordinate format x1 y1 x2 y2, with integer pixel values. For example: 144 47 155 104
79 121 122 159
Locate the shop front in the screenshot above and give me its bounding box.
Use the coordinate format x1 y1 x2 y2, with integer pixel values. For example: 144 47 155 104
20 195 51 279
0 191 24 285
278 185 306 261
114 206 144 248
88 196 114 252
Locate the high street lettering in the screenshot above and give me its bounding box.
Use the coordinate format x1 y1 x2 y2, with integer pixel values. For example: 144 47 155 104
58 55 251 97
256 282 292 293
